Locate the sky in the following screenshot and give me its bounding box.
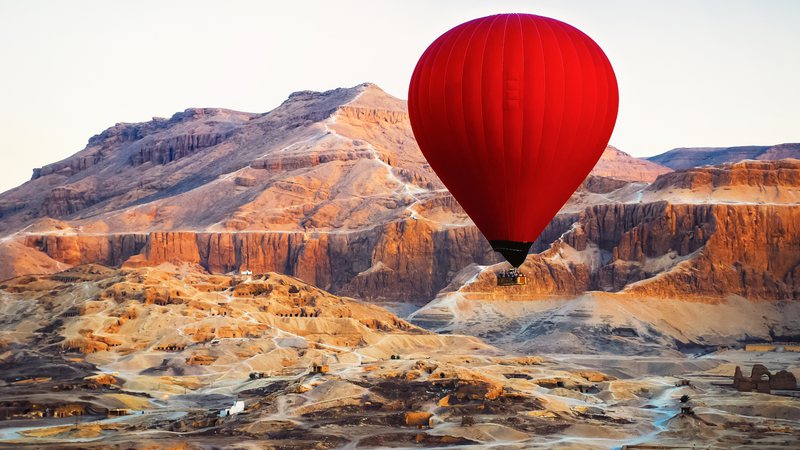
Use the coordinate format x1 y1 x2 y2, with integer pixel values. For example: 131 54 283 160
0 0 798 194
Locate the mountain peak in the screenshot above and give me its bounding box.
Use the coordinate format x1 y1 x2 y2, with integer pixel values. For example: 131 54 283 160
282 82 404 113
590 146 672 182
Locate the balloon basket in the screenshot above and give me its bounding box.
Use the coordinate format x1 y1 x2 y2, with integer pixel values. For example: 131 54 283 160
497 268 527 286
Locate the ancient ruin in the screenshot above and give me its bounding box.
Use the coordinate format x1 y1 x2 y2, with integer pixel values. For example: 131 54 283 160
733 365 798 393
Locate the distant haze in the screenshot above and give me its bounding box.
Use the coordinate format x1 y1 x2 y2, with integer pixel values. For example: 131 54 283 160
1 0 798 194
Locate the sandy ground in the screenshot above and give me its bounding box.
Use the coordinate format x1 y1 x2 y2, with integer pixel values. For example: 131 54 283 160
0 266 798 449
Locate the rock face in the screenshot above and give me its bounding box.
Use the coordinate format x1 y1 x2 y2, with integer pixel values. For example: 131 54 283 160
458 197 800 301
647 159 800 191
647 143 800 170
25 224 497 302
24 234 147 267
129 131 228 166
41 187 98 217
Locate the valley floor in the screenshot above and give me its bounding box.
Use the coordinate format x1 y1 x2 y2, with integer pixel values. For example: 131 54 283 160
0 350 798 449
0 266 798 449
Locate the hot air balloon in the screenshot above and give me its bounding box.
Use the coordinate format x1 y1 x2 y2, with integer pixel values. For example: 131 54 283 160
408 13 619 278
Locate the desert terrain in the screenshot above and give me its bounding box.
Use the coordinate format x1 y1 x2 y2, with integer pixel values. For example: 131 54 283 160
0 264 798 449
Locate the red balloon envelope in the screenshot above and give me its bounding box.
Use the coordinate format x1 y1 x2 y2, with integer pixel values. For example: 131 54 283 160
408 14 619 267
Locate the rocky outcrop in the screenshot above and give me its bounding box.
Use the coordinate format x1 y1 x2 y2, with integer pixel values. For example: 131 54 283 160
19 216 504 303
40 187 98 217
249 148 375 172
20 203 609 302
460 198 800 301
571 202 713 260
25 234 147 267
337 105 409 125
129 132 227 166
2 108 256 234
580 175 632 194
626 203 800 299
32 154 105 180
648 159 800 191
234 175 257 187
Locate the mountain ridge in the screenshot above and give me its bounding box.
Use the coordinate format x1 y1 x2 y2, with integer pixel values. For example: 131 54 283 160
647 143 800 170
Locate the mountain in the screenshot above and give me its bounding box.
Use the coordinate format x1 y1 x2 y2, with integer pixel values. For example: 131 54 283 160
0 83 663 303
589 146 671 182
647 143 800 170
0 83 798 312
0 84 493 302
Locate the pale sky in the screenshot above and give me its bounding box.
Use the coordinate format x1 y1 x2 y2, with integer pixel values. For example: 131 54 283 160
1 0 798 194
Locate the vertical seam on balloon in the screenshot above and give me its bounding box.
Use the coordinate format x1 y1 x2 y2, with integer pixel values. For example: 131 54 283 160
472 18 496 220
411 39 433 151
536 19 565 223
572 22 593 197
457 21 484 212
590 37 607 177
440 24 465 169
442 21 478 205
499 14 512 241
441 22 470 139
552 20 585 204
553 20 571 199
476 15 501 240
514 13 526 240
526 15 546 233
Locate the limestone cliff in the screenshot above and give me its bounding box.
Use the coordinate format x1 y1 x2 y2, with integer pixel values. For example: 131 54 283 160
459 195 800 302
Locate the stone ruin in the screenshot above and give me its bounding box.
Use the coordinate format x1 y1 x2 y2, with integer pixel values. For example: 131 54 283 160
733 364 798 393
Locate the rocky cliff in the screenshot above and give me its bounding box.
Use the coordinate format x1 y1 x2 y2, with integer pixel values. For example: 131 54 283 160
459 200 799 301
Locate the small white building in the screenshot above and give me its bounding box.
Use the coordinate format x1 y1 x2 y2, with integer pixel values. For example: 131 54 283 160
240 269 253 276
219 400 245 417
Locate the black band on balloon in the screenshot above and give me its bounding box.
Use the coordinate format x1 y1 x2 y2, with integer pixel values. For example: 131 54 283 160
489 240 534 268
